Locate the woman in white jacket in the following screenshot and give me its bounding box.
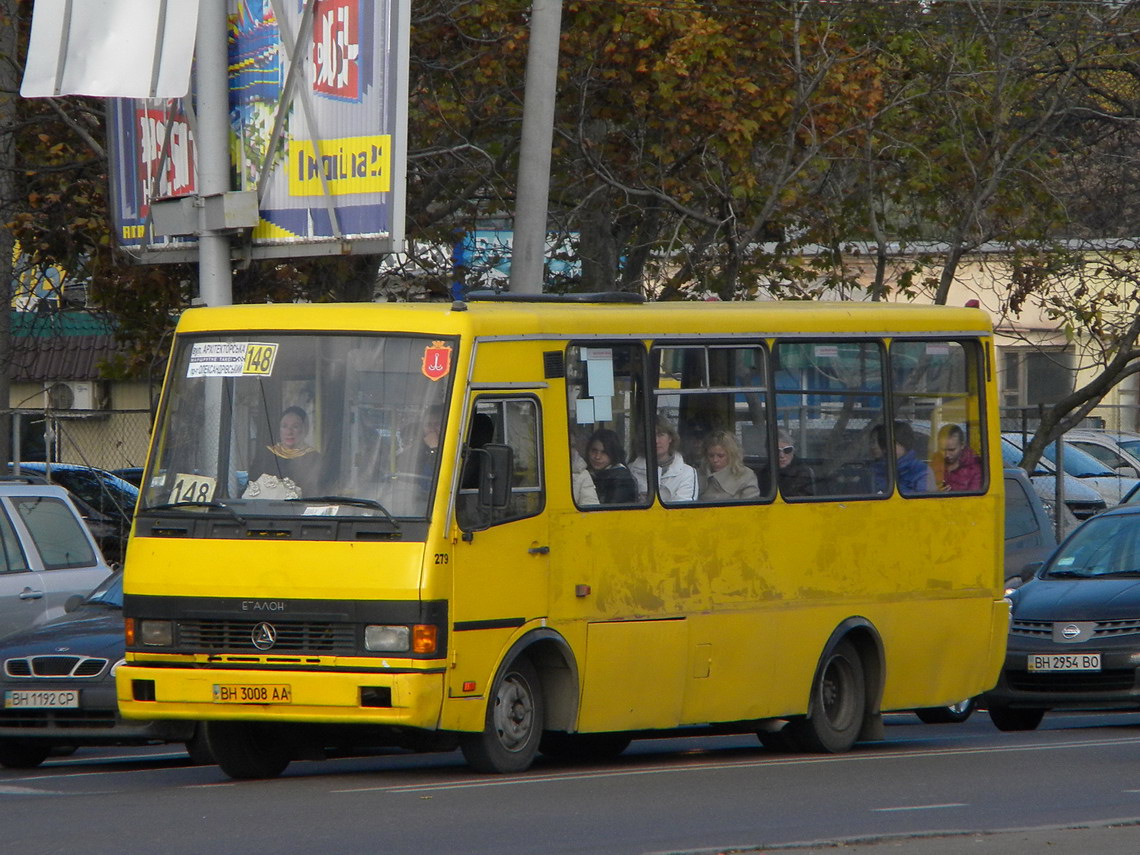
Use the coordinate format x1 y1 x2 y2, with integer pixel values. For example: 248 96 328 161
630 416 698 503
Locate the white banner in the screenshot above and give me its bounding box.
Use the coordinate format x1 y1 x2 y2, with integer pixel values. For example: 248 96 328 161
21 0 198 98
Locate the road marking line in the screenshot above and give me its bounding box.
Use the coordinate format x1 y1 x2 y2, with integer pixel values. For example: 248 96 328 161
332 736 1140 795
872 803 969 812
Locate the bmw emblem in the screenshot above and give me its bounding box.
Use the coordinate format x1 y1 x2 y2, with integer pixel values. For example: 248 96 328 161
252 622 277 650
1061 624 1081 640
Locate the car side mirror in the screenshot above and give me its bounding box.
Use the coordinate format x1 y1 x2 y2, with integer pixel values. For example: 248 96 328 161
64 594 84 613
478 443 513 510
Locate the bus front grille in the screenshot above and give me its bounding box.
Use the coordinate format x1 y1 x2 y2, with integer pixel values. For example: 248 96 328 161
177 620 357 654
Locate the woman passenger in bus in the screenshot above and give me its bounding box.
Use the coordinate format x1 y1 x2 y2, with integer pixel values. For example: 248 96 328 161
630 416 698 503
248 406 323 498
585 428 638 504
699 430 760 502
870 421 935 494
774 429 814 498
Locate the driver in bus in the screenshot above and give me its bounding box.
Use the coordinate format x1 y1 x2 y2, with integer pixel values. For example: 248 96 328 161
247 406 323 498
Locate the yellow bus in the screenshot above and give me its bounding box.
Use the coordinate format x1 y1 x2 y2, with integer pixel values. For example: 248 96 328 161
117 294 1007 778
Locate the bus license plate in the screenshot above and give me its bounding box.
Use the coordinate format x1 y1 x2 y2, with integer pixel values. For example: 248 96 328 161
4 689 79 709
1027 653 1101 672
213 684 292 704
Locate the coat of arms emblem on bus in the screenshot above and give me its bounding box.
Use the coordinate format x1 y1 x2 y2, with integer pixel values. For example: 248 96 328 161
421 341 452 381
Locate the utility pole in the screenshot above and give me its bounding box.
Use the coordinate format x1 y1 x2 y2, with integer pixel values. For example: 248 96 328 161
508 0 563 296
194 0 233 306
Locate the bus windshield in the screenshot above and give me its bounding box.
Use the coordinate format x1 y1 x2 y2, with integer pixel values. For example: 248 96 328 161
142 333 456 519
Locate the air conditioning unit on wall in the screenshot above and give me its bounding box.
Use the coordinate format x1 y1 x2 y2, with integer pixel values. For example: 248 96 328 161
43 381 107 412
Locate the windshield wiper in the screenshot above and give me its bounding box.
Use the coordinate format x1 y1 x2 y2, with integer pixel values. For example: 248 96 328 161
144 500 246 523
285 496 401 530
1045 569 1093 578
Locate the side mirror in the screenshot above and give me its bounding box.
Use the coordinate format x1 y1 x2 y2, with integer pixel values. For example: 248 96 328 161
64 594 84 613
1019 561 1044 582
478 443 513 510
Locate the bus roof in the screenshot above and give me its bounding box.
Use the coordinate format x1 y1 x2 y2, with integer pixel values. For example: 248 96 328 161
174 299 992 338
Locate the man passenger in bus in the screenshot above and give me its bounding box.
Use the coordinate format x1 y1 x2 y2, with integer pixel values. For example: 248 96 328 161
774 429 814 497
585 428 638 504
870 421 935 494
699 430 760 502
935 423 982 492
248 406 323 497
630 416 699 503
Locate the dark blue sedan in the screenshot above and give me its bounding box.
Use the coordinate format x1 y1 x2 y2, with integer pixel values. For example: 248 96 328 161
0 573 209 768
985 505 1140 731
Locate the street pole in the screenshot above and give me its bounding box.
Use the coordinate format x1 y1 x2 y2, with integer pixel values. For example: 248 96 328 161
195 0 232 306
508 0 563 296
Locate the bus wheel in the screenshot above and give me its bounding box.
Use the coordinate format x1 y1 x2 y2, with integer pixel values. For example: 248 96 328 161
987 706 1045 732
788 639 865 753
184 724 215 765
539 732 631 762
0 739 51 769
206 721 291 779
461 656 544 773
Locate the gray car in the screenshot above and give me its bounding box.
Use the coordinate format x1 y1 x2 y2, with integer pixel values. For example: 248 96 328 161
0 572 209 768
0 481 112 641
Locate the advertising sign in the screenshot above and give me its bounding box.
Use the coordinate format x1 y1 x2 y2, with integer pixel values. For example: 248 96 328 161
106 0 408 261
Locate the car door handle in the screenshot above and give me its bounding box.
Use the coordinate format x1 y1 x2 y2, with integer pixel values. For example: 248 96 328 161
18 588 44 600
528 545 550 555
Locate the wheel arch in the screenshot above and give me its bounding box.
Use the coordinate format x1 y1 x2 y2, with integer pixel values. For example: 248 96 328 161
809 617 885 742
498 628 579 733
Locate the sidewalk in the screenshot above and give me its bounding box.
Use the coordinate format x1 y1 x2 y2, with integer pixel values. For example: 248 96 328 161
750 819 1140 854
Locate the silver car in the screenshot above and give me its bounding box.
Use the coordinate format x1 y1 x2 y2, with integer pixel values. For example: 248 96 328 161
0 481 113 640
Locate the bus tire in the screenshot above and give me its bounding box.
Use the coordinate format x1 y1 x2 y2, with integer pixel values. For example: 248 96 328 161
987 705 1045 732
184 724 215 765
206 721 291 779
0 739 51 769
539 731 631 762
787 638 865 753
461 656 544 773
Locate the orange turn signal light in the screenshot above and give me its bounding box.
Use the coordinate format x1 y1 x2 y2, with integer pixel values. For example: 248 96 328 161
413 624 438 655
124 617 136 646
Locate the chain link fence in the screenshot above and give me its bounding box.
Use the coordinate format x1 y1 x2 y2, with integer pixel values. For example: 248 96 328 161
11 409 154 472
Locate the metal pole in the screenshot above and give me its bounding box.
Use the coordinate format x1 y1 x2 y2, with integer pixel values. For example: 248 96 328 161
508 0 563 295
195 0 232 306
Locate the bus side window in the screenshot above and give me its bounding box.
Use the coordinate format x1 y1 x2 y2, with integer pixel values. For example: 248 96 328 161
653 343 769 505
566 343 649 509
456 398 543 531
891 340 987 496
774 341 886 499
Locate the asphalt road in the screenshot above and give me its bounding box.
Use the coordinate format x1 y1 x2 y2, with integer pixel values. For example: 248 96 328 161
3 711 1140 854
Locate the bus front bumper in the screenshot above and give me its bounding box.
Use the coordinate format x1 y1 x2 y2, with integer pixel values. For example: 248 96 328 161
115 664 446 729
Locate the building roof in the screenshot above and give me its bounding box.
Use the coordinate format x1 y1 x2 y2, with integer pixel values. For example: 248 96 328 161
8 310 122 382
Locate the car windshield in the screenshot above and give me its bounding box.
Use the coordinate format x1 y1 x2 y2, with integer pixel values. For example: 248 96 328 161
1045 514 1140 578
1041 442 1115 478
142 333 456 520
1119 440 1140 459
84 572 123 608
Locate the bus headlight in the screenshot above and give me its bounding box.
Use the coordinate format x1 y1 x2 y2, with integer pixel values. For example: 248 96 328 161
365 625 410 652
139 620 174 647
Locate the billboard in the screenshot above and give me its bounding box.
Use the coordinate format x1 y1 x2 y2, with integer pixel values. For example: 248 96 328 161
107 0 408 262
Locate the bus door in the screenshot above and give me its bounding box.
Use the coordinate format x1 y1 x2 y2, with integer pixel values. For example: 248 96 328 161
449 394 548 694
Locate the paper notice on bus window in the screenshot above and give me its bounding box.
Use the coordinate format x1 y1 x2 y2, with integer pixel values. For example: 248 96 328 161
593 397 613 421
187 342 278 378
586 351 615 397
576 398 596 424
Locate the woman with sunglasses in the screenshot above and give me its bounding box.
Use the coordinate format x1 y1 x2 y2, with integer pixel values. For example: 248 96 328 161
775 429 814 498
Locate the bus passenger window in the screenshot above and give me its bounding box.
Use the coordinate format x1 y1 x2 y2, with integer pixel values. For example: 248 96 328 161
891 340 987 496
774 341 886 499
652 343 769 506
566 344 648 509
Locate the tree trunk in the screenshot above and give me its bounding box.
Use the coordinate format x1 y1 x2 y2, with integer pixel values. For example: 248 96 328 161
0 0 21 467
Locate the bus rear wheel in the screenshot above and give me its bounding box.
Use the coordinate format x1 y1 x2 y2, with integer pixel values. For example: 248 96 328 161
787 639 865 753
461 656 544 773
206 721 291 779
